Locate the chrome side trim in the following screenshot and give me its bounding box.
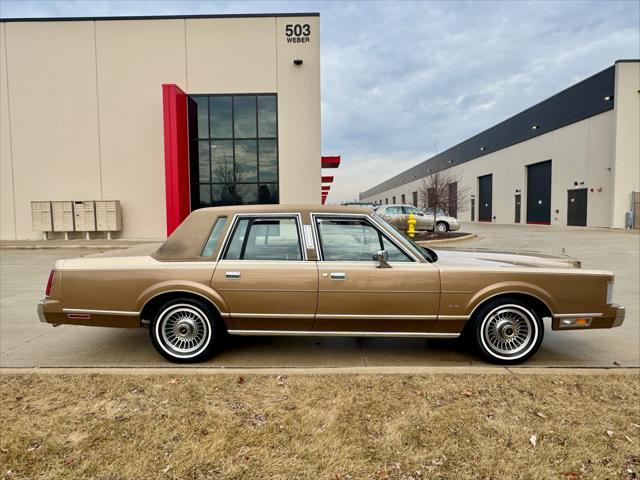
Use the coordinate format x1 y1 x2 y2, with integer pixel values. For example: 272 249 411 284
228 330 460 338
437 315 470 320
315 313 436 320
230 313 315 319
553 312 603 319
63 308 139 316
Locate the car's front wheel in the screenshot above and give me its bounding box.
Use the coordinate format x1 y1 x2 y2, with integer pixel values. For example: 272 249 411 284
149 298 221 363
435 221 449 232
472 298 544 364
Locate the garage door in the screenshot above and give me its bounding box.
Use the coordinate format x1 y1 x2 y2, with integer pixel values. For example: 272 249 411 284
526 160 551 225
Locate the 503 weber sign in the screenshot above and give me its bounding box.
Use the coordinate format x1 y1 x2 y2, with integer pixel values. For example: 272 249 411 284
285 23 311 43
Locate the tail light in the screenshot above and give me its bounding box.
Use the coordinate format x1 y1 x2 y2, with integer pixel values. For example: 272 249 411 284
45 270 55 297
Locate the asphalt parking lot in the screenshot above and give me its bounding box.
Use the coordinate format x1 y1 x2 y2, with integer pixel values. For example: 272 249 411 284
0 223 638 368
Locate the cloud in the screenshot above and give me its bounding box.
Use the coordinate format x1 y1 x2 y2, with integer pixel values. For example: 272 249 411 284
1 0 638 203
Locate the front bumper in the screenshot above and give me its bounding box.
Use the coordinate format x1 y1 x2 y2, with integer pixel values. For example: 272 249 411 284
449 222 461 231
552 304 625 330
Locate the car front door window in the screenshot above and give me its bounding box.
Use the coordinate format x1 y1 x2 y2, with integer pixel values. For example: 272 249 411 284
316 217 411 262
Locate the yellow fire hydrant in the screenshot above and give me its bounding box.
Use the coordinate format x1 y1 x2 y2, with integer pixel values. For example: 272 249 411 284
407 212 416 238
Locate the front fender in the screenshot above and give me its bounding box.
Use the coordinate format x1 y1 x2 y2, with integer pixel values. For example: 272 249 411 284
465 281 557 317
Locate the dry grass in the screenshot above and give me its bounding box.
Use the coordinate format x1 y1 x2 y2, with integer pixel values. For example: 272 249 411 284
0 373 639 480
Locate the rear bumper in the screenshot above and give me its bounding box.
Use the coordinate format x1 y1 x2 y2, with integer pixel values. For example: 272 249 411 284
37 301 47 323
37 298 64 325
552 304 625 330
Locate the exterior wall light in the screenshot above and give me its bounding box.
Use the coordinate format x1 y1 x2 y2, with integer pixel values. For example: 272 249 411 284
532 125 541 130
293 59 303 66
480 146 486 151
604 96 612 101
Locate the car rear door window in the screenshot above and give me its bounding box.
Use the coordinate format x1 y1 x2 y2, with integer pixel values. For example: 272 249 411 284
224 217 302 261
201 216 228 257
386 206 403 215
316 217 411 262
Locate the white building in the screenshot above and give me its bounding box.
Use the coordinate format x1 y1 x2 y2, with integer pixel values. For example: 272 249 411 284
360 61 639 229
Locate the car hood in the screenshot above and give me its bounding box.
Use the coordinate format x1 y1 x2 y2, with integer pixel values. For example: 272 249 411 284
433 247 580 269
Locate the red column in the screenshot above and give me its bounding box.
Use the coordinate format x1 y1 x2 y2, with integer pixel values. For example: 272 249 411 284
162 84 190 236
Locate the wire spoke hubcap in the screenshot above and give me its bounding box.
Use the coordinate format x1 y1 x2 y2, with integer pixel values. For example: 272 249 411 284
158 305 210 356
483 307 534 356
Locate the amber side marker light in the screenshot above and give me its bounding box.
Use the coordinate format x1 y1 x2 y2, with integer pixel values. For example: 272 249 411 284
45 270 55 297
560 318 592 328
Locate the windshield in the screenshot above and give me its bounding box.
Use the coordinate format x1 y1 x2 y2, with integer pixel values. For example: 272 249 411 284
371 214 438 263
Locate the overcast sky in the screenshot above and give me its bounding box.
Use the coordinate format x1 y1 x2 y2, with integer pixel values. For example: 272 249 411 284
1 0 638 203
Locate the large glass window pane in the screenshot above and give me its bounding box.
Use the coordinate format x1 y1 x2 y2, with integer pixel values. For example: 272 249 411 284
259 139 277 183
236 184 258 205
233 96 257 138
258 183 278 204
198 184 212 208
209 97 232 139
210 140 234 183
258 96 277 138
198 141 210 183
242 218 301 261
235 140 257 183
194 97 208 139
212 183 235 206
201 217 227 257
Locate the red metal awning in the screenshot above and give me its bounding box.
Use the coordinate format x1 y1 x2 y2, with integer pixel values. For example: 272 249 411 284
322 185 331 192
321 156 341 168
321 175 334 183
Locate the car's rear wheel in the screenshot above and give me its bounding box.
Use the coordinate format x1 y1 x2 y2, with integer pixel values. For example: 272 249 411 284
472 298 543 364
435 221 449 232
149 298 221 363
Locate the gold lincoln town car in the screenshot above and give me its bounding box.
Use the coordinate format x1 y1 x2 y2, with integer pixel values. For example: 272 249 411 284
38 205 624 364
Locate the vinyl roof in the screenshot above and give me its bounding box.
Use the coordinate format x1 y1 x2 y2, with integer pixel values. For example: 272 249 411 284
360 63 620 199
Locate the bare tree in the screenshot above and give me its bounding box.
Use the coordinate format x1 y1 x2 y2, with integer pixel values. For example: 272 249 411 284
417 169 470 229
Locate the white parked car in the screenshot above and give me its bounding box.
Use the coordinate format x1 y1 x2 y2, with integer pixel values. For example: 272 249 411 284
375 204 460 232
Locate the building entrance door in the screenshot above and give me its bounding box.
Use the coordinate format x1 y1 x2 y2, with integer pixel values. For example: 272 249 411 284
567 189 587 226
478 174 492 222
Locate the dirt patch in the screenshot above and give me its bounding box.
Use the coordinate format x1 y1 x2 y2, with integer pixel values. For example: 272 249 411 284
0 373 638 479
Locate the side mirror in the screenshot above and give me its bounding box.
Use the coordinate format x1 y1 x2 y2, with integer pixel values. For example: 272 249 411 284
374 249 391 268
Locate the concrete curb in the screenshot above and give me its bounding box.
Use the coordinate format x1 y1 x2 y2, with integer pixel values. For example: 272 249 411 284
415 233 477 246
1 366 637 376
0 241 159 250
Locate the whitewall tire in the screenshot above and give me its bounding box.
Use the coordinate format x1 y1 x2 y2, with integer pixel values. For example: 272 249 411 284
472 298 544 364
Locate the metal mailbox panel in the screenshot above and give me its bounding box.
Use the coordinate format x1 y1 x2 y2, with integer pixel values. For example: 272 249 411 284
31 201 53 231
52 201 75 232
74 201 96 231
96 200 122 232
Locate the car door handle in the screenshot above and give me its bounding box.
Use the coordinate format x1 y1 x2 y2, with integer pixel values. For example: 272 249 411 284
330 272 346 280
225 271 241 279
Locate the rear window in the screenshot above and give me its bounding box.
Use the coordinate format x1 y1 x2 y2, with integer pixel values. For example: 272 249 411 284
224 217 302 261
201 217 227 257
